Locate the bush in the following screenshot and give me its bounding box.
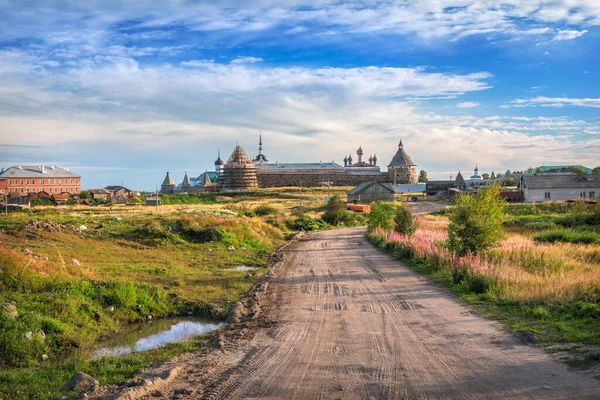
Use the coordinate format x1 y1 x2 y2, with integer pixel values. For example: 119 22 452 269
287 214 328 231
253 204 277 216
321 196 348 225
394 205 418 237
448 186 506 255
367 202 396 233
533 229 600 245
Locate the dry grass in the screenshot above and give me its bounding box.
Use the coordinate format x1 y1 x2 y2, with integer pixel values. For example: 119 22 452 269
374 217 600 304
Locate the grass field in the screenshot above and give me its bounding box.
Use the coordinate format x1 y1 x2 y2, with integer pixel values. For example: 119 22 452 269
368 201 600 358
0 188 350 400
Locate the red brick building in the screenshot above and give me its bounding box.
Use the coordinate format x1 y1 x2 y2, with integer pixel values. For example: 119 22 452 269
0 165 81 195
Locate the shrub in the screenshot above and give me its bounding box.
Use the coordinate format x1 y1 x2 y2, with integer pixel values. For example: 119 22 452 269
287 214 328 231
322 195 348 225
533 229 600 245
448 186 506 255
394 205 418 237
367 202 396 233
253 204 277 216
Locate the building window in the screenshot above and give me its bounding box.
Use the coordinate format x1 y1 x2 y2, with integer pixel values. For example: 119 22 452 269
20 180 24 184
580 192 586 198
544 192 551 199
590 192 595 199
40 179 44 184
32 180 35 184
59 179 62 184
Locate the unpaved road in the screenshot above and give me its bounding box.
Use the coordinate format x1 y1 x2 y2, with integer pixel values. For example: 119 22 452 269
104 223 600 400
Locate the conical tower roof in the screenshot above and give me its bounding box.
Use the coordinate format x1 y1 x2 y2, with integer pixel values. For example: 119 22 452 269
357 146 364 156
227 144 254 165
182 171 191 188
454 171 466 187
387 139 416 167
202 170 212 186
162 171 175 186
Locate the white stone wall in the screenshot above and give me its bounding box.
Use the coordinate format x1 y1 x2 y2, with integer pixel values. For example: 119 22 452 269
523 187 599 202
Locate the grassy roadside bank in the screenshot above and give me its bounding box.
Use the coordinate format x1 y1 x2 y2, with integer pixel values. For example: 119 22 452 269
0 190 357 399
366 201 600 367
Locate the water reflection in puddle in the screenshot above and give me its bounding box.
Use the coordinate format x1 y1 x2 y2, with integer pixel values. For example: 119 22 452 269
92 318 223 359
228 265 258 271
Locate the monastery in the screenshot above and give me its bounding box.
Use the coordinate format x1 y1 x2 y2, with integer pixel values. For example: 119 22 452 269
160 137 417 193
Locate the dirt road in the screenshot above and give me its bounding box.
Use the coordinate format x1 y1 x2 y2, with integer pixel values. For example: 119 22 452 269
106 225 600 400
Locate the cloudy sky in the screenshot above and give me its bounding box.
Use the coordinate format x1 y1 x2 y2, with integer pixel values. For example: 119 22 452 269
1 0 599 189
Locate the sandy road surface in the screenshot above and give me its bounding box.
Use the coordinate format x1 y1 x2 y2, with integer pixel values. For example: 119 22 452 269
198 228 600 399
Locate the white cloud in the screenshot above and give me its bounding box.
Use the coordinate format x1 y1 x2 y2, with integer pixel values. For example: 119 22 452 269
0 1 598 47
230 56 264 64
508 97 600 108
551 29 588 41
457 101 479 108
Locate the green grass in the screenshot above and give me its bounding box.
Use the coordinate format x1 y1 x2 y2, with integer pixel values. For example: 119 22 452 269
0 335 209 400
0 205 296 399
533 229 600 245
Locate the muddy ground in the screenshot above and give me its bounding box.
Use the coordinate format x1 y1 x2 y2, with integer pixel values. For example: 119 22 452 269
96 219 600 399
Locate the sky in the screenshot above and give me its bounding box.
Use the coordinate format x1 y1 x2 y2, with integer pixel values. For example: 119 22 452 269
0 0 599 190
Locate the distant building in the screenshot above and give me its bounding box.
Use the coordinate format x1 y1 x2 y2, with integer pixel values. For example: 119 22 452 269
160 171 176 194
425 171 466 195
104 186 136 199
146 197 161 206
0 165 81 195
88 189 112 201
222 144 259 191
347 181 395 203
387 140 418 185
160 136 419 190
519 174 598 202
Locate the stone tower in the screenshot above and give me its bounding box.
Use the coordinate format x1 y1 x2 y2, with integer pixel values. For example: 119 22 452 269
160 171 176 194
387 139 418 184
222 143 258 191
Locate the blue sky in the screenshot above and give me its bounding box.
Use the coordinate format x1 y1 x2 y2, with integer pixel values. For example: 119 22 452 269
0 1 598 190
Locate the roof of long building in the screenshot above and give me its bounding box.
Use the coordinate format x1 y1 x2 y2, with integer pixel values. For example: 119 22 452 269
521 174 599 189
257 162 343 170
0 165 80 178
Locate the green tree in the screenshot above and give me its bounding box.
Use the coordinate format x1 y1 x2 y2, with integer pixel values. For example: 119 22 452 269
367 202 396 233
322 195 348 225
481 173 490 180
65 196 77 206
447 185 506 255
394 205 418 237
79 190 91 200
592 166 600 175
505 169 511 175
502 177 517 186
490 171 496 179
418 170 428 183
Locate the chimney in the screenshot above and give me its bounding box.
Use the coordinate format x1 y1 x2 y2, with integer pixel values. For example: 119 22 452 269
41 165 45 174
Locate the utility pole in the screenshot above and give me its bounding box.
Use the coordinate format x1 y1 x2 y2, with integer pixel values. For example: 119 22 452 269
299 178 303 209
4 182 9 217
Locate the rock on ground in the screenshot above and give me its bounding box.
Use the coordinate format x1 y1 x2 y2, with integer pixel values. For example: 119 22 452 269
62 372 99 393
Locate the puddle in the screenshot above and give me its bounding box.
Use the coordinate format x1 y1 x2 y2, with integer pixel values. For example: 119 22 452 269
228 265 258 271
92 318 223 359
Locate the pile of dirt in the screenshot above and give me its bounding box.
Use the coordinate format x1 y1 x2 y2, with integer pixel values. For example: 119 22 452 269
24 219 74 233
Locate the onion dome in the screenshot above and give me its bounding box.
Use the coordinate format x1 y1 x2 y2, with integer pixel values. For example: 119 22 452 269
215 149 224 166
